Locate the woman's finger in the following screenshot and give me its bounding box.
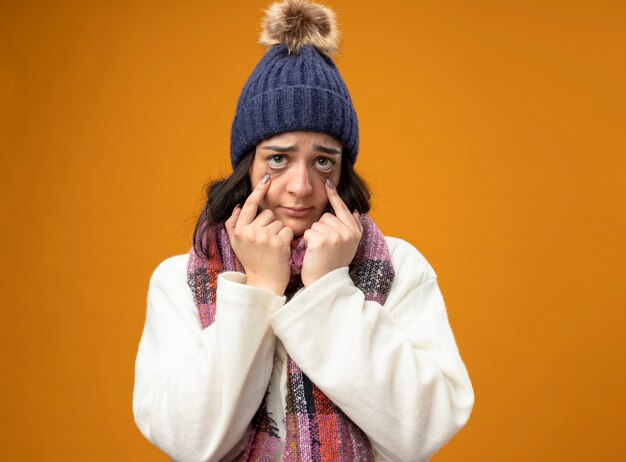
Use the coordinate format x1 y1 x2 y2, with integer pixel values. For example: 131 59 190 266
238 174 271 226
325 178 356 228
302 227 324 247
314 221 354 243
310 221 336 236
265 220 285 235
352 211 363 233
225 205 241 238
254 208 276 227
277 225 294 242
318 212 342 228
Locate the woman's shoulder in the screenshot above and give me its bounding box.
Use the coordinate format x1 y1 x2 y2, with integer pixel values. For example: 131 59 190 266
383 236 438 283
149 252 190 286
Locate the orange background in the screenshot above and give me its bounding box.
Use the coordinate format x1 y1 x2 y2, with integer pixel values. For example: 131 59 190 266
1 0 625 460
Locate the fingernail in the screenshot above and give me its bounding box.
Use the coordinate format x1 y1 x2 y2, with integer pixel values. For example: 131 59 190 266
326 177 335 188
232 204 240 213
260 174 270 184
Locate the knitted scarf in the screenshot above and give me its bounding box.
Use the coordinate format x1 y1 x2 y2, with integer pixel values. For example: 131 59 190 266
187 214 395 462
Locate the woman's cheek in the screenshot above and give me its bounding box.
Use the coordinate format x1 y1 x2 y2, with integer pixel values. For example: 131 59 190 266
261 189 278 211
259 196 272 212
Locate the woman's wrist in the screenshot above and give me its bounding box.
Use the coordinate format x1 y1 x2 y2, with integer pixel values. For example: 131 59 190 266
246 275 285 296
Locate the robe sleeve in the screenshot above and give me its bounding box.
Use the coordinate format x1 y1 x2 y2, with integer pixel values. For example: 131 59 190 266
270 237 474 462
133 256 285 462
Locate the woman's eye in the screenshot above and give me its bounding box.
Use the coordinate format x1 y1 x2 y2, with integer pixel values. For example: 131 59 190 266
268 155 287 169
315 157 335 172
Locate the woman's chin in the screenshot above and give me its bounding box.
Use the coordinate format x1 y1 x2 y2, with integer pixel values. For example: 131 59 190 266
270 207 323 237
280 217 315 237
286 222 310 237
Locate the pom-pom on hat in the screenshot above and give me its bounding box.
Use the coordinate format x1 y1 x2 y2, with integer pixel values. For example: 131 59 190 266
229 0 359 169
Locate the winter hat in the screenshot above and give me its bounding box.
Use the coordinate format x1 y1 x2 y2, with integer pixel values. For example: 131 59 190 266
229 0 359 169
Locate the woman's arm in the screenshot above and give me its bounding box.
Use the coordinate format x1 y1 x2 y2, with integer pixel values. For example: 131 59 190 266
133 256 285 462
270 237 474 462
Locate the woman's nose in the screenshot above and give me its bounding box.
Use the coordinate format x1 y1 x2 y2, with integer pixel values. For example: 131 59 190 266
286 164 313 197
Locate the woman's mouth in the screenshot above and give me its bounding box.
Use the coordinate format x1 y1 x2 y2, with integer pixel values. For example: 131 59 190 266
281 206 312 218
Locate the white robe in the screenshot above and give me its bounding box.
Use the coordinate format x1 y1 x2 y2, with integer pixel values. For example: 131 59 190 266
133 236 474 461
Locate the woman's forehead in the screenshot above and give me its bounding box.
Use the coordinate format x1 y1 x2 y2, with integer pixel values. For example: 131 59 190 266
260 131 342 149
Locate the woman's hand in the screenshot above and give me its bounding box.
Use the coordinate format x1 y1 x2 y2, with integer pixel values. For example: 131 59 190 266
301 178 363 287
225 174 294 295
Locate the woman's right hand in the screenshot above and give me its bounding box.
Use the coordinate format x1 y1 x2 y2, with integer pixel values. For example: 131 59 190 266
225 174 293 295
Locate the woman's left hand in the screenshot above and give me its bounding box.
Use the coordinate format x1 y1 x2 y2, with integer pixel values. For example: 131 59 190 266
301 178 364 287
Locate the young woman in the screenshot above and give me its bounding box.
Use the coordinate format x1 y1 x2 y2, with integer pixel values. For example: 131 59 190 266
133 1 474 461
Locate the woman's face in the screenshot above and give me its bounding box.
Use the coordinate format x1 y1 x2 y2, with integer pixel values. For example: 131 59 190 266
249 131 343 237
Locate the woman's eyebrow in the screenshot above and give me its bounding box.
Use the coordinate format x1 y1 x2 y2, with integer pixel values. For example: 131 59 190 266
313 145 341 155
260 144 341 155
261 145 297 153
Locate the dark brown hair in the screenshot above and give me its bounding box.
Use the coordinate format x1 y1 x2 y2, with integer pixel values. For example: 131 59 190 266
192 149 371 259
